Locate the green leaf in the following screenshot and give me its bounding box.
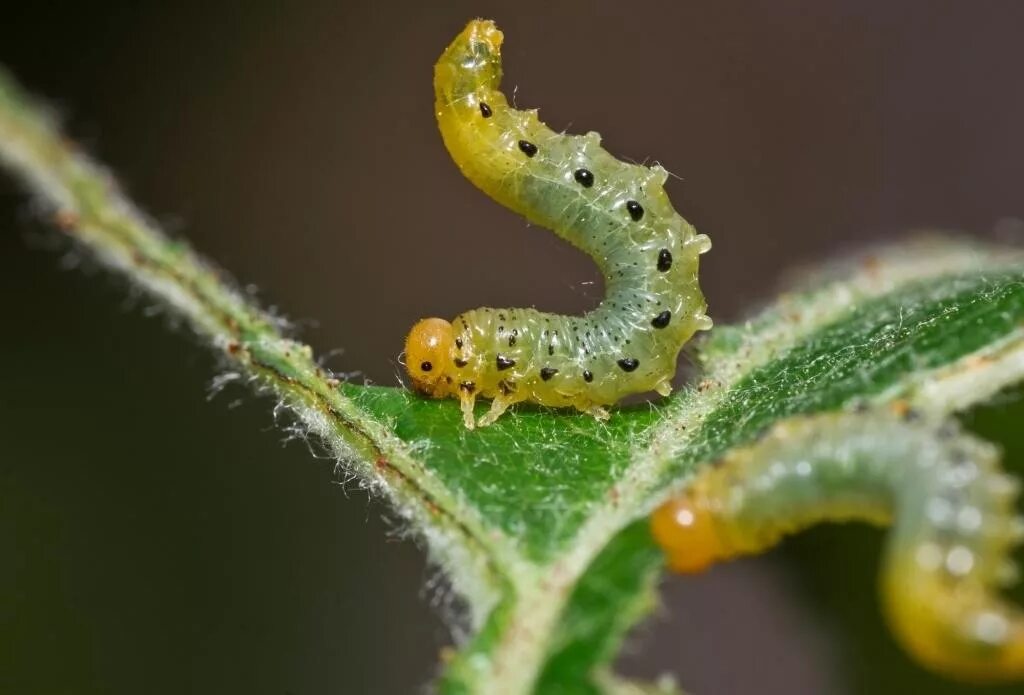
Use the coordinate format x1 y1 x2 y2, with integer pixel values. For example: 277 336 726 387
3 66 1024 693
343 385 663 562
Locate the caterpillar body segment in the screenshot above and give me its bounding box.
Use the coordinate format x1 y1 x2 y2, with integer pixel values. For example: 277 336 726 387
651 412 1024 682
405 20 711 428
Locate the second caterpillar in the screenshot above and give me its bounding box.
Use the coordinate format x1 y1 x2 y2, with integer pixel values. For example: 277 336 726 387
404 19 712 428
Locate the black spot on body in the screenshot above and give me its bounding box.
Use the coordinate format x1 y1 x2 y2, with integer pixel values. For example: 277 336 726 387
496 355 516 370
626 200 644 221
479 102 492 118
651 311 671 329
420 361 433 372
617 358 640 372
540 367 558 381
455 337 463 349
573 169 594 188
454 357 468 368
518 140 538 157
460 381 476 393
657 249 672 272
583 370 594 383
508 335 516 347
548 345 555 356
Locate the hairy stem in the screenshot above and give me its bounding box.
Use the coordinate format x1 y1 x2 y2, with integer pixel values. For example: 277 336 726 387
0 67 516 622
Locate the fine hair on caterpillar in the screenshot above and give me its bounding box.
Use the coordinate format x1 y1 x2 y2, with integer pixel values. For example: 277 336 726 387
652 411 1024 683
404 19 711 429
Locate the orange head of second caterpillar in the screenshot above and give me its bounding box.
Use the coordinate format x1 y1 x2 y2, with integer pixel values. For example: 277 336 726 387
404 318 461 400
650 493 736 573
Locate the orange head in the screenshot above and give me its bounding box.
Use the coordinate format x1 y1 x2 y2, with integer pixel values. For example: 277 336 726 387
404 318 458 399
650 495 731 574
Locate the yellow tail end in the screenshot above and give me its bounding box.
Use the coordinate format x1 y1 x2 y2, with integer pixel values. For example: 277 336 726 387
884 558 1024 682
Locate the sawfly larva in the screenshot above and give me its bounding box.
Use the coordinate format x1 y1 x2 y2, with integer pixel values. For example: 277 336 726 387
652 411 1024 683
404 19 711 428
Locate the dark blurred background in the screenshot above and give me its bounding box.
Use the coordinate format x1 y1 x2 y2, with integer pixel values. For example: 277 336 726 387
2 2 1024 693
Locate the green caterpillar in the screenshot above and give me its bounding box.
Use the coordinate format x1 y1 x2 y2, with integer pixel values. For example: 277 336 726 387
404 19 711 428
652 410 1024 682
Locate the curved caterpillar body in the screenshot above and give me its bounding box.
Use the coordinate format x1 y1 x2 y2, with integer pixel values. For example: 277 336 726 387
404 20 711 428
652 411 1024 682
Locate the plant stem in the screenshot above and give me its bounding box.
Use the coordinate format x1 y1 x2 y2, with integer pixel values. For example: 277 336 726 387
0 67 515 623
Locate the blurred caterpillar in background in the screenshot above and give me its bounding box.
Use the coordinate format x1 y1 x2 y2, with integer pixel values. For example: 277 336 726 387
652 411 1024 682
404 19 712 428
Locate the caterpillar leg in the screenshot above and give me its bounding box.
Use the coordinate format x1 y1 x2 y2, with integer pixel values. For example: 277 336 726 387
477 394 517 427
651 411 1024 682
655 380 673 398
459 393 477 430
568 395 610 422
